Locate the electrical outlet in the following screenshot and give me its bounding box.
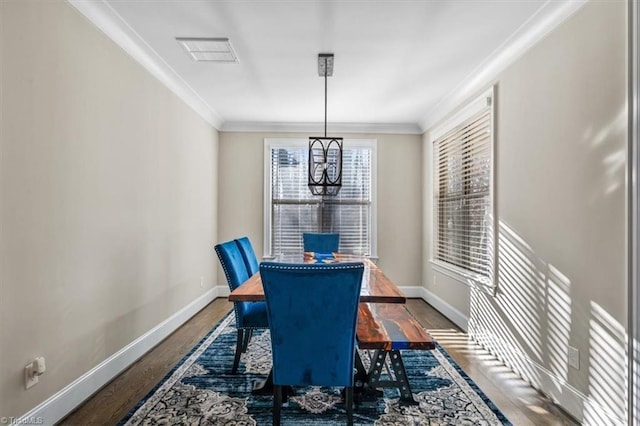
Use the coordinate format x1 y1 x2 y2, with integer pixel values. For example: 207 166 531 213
24 357 45 389
25 363 38 389
433 275 438 287
568 346 579 369
200 276 204 288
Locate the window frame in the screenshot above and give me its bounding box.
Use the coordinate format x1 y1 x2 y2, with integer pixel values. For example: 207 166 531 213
263 138 378 258
430 87 496 290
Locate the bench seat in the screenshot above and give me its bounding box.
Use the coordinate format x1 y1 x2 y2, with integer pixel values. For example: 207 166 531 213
356 303 436 404
357 303 435 350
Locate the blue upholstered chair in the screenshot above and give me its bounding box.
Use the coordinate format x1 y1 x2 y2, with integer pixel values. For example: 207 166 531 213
260 262 364 426
302 232 340 253
214 240 268 374
234 236 260 275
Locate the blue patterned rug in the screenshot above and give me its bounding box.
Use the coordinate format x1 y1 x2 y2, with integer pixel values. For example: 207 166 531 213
119 313 511 425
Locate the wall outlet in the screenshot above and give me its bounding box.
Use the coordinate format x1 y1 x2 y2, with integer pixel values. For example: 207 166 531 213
200 276 204 288
25 363 38 389
24 357 46 389
568 346 579 369
433 275 437 287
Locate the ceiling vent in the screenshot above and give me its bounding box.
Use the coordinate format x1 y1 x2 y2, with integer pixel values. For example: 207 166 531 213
176 37 238 63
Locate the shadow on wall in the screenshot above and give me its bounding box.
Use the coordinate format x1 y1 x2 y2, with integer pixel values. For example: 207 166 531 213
467 221 626 424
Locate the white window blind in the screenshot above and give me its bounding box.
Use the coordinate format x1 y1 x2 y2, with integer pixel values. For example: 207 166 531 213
434 103 493 282
267 141 374 256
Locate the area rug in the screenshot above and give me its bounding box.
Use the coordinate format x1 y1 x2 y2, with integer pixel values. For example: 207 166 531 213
119 313 512 425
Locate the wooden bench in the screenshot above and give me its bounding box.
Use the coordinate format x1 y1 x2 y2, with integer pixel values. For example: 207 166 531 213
355 303 436 404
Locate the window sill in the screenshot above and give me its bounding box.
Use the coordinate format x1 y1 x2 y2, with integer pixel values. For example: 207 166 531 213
429 260 496 296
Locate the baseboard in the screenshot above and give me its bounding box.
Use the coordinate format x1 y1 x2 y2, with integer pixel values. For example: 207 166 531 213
17 289 217 425
215 285 230 297
405 286 469 332
515 353 591 423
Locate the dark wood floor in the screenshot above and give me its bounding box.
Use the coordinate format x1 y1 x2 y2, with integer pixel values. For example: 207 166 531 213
59 298 579 425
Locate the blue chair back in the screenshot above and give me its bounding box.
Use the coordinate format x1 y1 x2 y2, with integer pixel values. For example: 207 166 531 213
215 239 269 373
235 236 260 276
260 262 364 387
214 240 249 290
215 240 265 330
302 232 339 253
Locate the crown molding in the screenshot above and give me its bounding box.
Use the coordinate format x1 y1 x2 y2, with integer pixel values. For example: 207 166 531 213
419 0 588 133
220 121 423 135
67 0 224 129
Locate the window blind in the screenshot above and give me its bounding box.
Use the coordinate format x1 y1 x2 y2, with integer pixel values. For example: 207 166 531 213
270 146 372 256
434 108 493 279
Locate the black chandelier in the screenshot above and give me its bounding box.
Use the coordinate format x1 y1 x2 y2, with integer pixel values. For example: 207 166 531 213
308 53 343 196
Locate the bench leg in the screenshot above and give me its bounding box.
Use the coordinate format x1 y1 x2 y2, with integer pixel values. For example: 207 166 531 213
367 349 417 405
367 350 383 382
388 350 416 405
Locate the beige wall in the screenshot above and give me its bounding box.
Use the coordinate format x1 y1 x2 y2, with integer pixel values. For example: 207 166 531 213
0 1 218 417
423 1 626 423
218 132 423 288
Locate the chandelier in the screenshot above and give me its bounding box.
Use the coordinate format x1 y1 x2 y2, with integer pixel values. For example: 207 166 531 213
308 53 343 196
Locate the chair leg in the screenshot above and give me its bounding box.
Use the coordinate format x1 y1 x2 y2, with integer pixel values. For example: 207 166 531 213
242 328 253 352
345 386 354 426
231 329 244 374
273 385 282 426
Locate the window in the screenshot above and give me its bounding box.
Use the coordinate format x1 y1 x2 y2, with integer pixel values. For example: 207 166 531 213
264 139 376 257
433 91 494 286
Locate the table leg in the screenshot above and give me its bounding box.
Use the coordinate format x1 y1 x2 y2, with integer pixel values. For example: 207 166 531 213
251 370 273 395
252 369 294 400
354 350 383 405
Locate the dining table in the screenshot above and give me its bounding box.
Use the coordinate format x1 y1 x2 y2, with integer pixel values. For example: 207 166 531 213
228 253 406 304
227 252 408 399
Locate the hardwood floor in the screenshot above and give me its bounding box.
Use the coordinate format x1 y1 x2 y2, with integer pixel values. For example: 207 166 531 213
59 298 578 425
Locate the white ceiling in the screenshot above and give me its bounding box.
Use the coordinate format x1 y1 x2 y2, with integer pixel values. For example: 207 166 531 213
70 0 586 133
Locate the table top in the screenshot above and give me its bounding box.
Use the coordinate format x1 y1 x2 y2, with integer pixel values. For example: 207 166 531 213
228 253 406 304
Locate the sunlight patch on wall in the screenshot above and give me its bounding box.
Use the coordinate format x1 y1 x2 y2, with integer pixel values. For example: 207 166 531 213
545 264 572 391
602 149 625 195
492 221 548 363
584 301 626 424
582 107 626 148
468 221 576 405
582 106 626 201
634 334 640 425
469 270 540 385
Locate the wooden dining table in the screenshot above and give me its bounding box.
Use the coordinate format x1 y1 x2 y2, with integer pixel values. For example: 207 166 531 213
228 253 406 304
227 253 409 398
